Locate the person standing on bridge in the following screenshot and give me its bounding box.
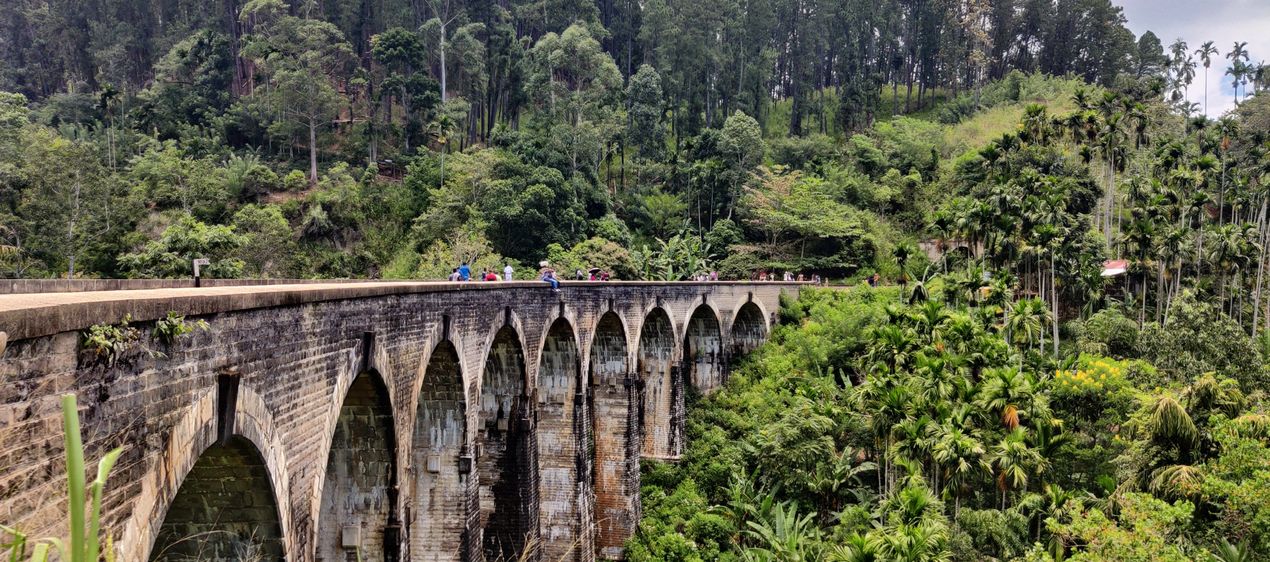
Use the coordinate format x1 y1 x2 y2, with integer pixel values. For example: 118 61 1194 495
504 263 514 281
458 262 472 281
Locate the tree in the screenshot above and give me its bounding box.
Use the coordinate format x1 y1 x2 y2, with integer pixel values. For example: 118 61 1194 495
118 215 246 278
741 167 872 275
371 27 438 153
626 64 666 160
931 425 988 517
11 128 115 277
989 428 1044 509
718 111 764 222
1196 41 1219 114
230 204 295 277
1133 31 1167 80
1045 494 1194 562
128 140 227 218
241 0 355 183
523 23 623 178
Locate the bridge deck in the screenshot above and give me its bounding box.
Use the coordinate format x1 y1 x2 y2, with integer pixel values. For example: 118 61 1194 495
0 280 802 342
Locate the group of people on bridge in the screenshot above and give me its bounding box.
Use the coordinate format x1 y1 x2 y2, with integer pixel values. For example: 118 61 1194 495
756 270 823 284
448 262 517 282
445 261 613 292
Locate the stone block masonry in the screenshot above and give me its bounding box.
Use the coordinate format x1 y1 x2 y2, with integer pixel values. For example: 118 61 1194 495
0 281 799 561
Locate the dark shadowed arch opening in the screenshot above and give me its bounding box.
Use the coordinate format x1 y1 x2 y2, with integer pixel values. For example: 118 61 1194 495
317 371 399 562
684 305 724 393
149 437 284 562
411 341 467 561
536 318 588 561
588 312 637 559
479 326 534 561
731 302 767 357
637 308 677 458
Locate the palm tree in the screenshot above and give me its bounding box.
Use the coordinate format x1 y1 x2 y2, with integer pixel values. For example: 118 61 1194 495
1209 223 1256 309
868 325 916 373
1017 483 1076 542
1120 210 1157 326
1156 226 1187 319
1168 39 1189 100
891 415 935 487
426 113 457 185
931 425 988 518
978 367 1035 430
894 243 916 301
989 428 1043 509
1226 61 1247 104
743 501 825 562
859 378 915 495
1098 112 1128 246
828 534 881 562
1006 298 1047 350
911 301 952 345
1196 41 1219 114
876 482 950 562
1227 42 1251 103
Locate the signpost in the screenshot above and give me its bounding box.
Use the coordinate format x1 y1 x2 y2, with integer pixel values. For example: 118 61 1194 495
192 258 210 287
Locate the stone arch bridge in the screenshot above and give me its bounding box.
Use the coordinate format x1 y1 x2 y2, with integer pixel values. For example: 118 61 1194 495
0 280 800 562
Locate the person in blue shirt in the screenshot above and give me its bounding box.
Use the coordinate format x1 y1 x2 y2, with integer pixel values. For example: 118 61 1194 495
458 262 471 281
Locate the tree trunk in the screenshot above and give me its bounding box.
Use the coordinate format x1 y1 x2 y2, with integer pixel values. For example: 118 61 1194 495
67 171 82 278
309 117 319 183
1051 252 1059 356
439 20 447 102
1254 197 1268 333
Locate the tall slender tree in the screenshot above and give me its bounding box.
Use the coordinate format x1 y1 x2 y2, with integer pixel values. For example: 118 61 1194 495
1196 41 1219 115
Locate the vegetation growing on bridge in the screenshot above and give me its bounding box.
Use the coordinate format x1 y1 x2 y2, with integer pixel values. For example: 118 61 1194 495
83 312 209 365
629 287 1270 561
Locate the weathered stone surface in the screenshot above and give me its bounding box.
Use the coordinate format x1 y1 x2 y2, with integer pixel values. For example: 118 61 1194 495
0 281 798 561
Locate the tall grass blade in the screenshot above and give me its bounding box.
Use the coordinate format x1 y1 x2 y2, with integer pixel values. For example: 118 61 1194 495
87 448 122 562
60 395 86 562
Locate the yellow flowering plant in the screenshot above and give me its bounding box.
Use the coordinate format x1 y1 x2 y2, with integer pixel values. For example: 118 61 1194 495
1053 354 1127 396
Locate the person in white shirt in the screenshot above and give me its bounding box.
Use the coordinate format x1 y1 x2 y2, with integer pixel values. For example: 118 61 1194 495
504 264 514 281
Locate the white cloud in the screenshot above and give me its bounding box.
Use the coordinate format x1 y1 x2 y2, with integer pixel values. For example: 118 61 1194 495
1116 0 1269 117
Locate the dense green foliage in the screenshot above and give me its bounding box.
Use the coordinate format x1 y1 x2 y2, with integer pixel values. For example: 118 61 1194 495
3 0 1265 284
631 287 1270 561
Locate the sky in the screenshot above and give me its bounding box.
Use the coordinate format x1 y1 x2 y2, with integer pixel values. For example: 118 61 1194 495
1116 0 1269 117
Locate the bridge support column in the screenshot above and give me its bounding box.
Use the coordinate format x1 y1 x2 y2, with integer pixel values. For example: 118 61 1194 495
536 319 588 561
588 313 637 559
411 342 467 562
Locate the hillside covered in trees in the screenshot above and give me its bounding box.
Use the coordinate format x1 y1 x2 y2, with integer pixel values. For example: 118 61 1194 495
632 287 1270 561
3 0 1265 285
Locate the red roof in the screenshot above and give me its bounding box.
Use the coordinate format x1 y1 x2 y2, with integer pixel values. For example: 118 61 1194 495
1101 259 1128 277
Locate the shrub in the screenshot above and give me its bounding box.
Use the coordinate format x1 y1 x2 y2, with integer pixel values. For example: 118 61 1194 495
283 169 308 191
152 311 209 347
1073 308 1139 358
1138 290 1261 388
82 314 143 366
